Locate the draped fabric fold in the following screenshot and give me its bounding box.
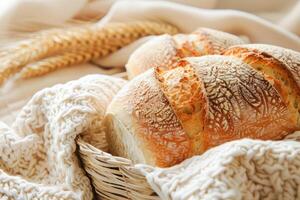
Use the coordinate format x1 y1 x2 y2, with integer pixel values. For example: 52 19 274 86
0 1 300 199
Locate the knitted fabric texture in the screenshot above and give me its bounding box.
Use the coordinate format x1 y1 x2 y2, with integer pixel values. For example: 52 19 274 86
137 135 300 200
0 75 127 199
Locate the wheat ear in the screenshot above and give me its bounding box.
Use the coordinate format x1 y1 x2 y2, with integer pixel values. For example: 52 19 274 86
0 21 178 84
20 50 102 78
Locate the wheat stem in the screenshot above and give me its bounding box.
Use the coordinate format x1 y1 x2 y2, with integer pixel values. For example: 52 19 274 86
0 21 178 84
20 50 102 78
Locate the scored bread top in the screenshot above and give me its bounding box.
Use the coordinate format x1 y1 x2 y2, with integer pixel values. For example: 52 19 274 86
126 28 245 79
155 60 207 155
224 45 300 127
157 55 296 154
233 44 300 88
107 42 300 168
189 55 296 150
188 28 246 55
107 69 192 167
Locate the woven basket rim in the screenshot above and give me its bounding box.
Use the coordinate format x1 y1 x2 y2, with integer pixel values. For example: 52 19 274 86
77 136 158 200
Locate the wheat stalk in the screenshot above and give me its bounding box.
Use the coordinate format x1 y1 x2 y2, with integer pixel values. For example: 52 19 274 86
0 21 178 84
20 50 103 78
20 51 125 78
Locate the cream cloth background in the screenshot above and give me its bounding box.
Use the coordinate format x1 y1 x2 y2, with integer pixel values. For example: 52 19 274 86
0 1 300 199
0 0 300 125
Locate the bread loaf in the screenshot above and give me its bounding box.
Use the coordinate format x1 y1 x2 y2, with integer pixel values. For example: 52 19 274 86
106 32 300 167
125 28 246 79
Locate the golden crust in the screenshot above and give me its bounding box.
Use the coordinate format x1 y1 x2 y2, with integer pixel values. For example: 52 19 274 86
188 55 296 150
173 28 245 58
191 28 245 54
110 41 300 168
126 28 245 78
235 44 300 89
224 46 300 126
107 70 192 167
155 60 207 154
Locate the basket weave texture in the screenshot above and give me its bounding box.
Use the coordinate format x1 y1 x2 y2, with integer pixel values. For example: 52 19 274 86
77 139 158 200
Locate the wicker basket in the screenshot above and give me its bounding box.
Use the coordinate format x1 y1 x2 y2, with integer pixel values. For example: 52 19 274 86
77 138 159 200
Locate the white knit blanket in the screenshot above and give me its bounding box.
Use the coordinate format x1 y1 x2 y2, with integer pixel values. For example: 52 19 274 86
0 75 127 199
137 135 300 200
1 75 300 199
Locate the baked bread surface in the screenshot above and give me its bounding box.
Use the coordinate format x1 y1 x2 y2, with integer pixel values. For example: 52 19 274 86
106 33 300 167
126 28 245 79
